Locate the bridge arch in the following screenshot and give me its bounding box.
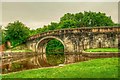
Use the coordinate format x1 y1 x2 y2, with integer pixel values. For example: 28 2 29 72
36 36 65 53
35 36 66 66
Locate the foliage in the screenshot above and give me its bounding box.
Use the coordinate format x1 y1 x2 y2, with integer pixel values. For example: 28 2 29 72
29 29 37 36
3 58 119 78
114 23 120 26
0 26 6 45
48 22 59 30
58 20 77 29
118 23 120 26
29 22 59 36
59 11 114 28
5 21 30 47
46 39 64 55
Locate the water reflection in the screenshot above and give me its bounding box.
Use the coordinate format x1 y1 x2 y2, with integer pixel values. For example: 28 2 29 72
2 53 65 74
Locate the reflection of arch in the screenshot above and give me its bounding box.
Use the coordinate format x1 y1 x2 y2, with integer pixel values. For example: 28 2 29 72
35 36 65 66
36 36 65 53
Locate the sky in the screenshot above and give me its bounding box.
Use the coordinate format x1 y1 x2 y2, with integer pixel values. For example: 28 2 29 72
1 1 119 29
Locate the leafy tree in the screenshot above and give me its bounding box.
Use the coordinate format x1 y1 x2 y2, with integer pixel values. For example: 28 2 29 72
58 20 77 29
74 12 84 27
40 25 49 33
59 11 115 28
59 13 76 28
5 21 30 47
60 13 75 22
80 11 114 27
48 22 59 30
29 29 37 36
0 26 6 45
29 22 59 36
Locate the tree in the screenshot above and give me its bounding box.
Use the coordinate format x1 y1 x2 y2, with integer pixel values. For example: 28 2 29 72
80 11 115 27
48 22 59 30
5 21 30 47
29 29 37 36
59 11 115 28
58 20 77 29
60 13 75 22
0 26 6 45
74 12 84 27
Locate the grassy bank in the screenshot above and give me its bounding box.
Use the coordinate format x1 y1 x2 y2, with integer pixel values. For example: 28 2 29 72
4 44 33 52
85 48 119 52
3 58 119 78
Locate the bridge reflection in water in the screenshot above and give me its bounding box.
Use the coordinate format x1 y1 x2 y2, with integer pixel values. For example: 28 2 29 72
1 52 119 74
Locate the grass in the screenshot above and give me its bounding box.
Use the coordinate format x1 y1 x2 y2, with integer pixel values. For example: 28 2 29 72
2 58 119 78
85 48 119 52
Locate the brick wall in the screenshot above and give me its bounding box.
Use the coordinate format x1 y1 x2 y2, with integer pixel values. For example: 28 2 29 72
0 44 5 52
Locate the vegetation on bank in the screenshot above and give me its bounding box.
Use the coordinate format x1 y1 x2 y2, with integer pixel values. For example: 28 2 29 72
85 48 119 52
3 44 33 52
3 58 119 78
1 21 30 47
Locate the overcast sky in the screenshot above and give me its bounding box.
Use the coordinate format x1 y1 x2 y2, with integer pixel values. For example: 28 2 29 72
1 2 119 29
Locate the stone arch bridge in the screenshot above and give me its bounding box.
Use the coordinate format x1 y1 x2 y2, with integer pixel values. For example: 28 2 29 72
26 27 120 64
